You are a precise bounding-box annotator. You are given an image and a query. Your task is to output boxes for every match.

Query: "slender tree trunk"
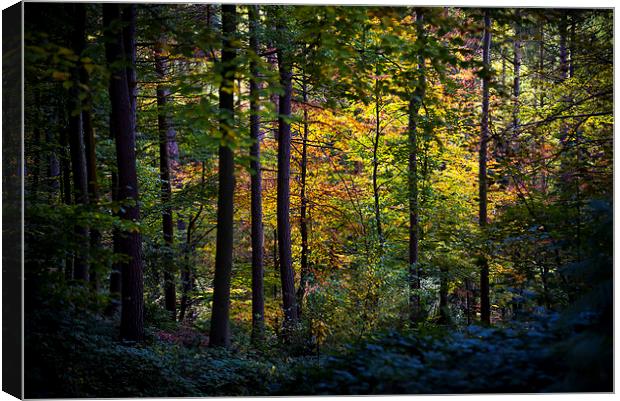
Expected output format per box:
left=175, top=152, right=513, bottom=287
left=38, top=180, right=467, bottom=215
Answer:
left=107, top=116, right=122, bottom=315
left=80, top=41, right=101, bottom=292
left=408, top=8, right=425, bottom=323
left=273, top=227, right=279, bottom=300
left=373, top=66, right=383, bottom=247
left=539, top=23, right=545, bottom=110
left=32, top=91, right=41, bottom=195
left=68, top=4, right=90, bottom=283
left=479, top=10, right=492, bottom=326
left=179, top=226, right=193, bottom=322
left=248, top=5, right=265, bottom=342
left=512, top=10, right=521, bottom=137
left=559, top=14, right=568, bottom=82
left=276, top=14, right=299, bottom=329
left=501, top=47, right=506, bottom=89
left=155, top=36, right=176, bottom=319
left=438, top=265, right=449, bottom=323
left=46, top=127, right=60, bottom=195
left=537, top=22, right=547, bottom=194
left=569, top=13, right=576, bottom=79
left=297, top=73, right=310, bottom=316
left=59, top=119, right=74, bottom=280
left=464, top=278, right=472, bottom=325
left=209, top=5, right=237, bottom=348
left=179, top=160, right=203, bottom=323
left=103, top=3, right=144, bottom=342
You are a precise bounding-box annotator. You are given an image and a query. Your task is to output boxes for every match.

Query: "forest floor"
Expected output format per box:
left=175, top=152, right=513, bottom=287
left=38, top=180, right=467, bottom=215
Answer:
left=25, top=286, right=611, bottom=397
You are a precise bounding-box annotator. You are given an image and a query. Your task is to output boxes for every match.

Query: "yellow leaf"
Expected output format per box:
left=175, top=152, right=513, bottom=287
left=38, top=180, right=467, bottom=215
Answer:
left=51, top=71, right=70, bottom=81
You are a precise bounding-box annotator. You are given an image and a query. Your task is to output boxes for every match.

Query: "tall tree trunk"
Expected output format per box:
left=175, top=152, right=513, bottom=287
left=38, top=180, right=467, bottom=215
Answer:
left=248, top=4, right=265, bottom=342
left=297, top=72, right=310, bottom=316
left=68, top=3, right=90, bottom=283
left=569, top=13, right=576, bottom=79
left=408, top=8, right=425, bottom=323
left=107, top=125, right=122, bottom=315
left=479, top=10, right=492, bottom=326
left=59, top=117, right=74, bottom=280
left=276, top=13, right=299, bottom=329
left=178, top=162, right=200, bottom=322
left=155, top=36, right=176, bottom=319
left=557, top=12, right=572, bottom=209
left=103, top=3, right=144, bottom=342
left=373, top=66, right=383, bottom=247
left=559, top=14, right=568, bottom=82
left=209, top=4, right=237, bottom=348
left=80, top=39, right=101, bottom=292
left=32, top=91, right=41, bottom=195
left=512, top=10, right=521, bottom=137
left=179, top=161, right=204, bottom=323
left=122, top=6, right=137, bottom=134
left=538, top=23, right=545, bottom=109
left=108, top=4, right=138, bottom=314
left=537, top=21, right=547, bottom=194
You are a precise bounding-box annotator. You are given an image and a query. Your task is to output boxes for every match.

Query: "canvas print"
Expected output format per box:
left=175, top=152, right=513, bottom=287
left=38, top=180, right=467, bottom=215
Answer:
left=9, top=1, right=614, bottom=397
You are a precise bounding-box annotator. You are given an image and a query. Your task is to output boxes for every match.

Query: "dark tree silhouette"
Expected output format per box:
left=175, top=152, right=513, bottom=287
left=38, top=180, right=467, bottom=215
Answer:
left=103, top=3, right=145, bottom=341
left=276, top=11, right=299, bottom=329
left=209, top=4, right=237, bottom=348
left=248, top=4, right=265, bottom=343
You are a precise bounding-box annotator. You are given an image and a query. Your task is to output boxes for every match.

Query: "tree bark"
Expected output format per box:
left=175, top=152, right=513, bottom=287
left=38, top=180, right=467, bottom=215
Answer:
left=297, top=73, right=310, bottom=317
left=209, top=4, right=237, bottom=348
left=276, top=13, right=300, bottom=329
left=373, top=65, right=383, bottom=247
left=179, top=161, right=203, bottom=323
left=103, top=3, right=145, bottom=342
left=79, top=28, right=102, bottom=291
left=46, top=125, right=60, bottom=196
left=59, top=116, right=74, bottom=280
left=512, top=10, right=521, bottom=136
left=479, top=10, right=492, bottom=326
left=68, top=3, right=90, bottom=283
left=248, top=4, right=265, bottom=343
left=438, top=265, right=449, bottom=323
left=408, top=8, right=425, bottom=323
left=538, top=23, right=545, bottom=109
left=559, top=13, right=568, bottom=83
left=569, top=13, right=576, bottom=79
left=107, top=124, right=122, bottom=315
left=122, top=6, right=137, bottom=135
left=154, top=35, right=176, bottom=319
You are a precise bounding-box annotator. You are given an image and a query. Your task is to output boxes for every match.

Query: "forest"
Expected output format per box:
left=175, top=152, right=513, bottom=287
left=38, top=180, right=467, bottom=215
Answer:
left=23, top=3, right=612, bottom=396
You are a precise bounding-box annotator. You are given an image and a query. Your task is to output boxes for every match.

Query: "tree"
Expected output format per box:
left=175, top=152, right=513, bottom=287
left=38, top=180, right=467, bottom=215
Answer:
left=209, top=4, right=237, bottom=348
left=512, top=9, right=522, bottom=136
left=408, top=8, right=426, bottom=323
left=67, top=3, right=90, bottom=283
left=154, top=34, right=177, bottom=319
left=248, top=4, right=265, bottom=342
left=372, top=63, right=384, bottom=247
left=275, top=8, right=300, bottom=329
left=296, top=72, right=311, bottom=316
left=103, top=3, right=145, bottom=342
left=479, top=9, right=492, bottom=325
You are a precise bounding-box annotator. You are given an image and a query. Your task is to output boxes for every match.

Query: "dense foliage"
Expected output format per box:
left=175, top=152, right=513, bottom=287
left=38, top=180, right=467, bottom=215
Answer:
left=23, top=3, right=612, bottom=396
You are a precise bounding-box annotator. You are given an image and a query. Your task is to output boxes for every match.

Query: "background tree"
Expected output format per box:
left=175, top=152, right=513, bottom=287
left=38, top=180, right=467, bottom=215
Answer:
left=103, top=3, right=145, bottom=342
left=209, top=4, right=238, bottom=348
